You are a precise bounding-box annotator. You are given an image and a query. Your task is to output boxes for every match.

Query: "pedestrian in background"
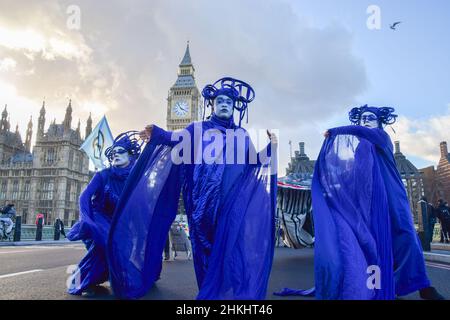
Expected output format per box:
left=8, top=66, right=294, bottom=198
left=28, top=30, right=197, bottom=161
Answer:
left=35, top=213, right=45, bottom=226
left=422, top=197, right=437, bottom=244
left=436, top=199, right=450, bottom=243
left=54, top=218, right=66, bottom=239
left=59, top=219, right=66, bottom=238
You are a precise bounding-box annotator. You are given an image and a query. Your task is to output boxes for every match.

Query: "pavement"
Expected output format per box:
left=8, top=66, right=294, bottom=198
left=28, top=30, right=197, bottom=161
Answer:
left=0, top=239, right=79, bottom=247
left=422, top=243, right=450, bottom=264
left=431, top=242, right=450, bottom=251
left=0, top=245, right=449, bottom=300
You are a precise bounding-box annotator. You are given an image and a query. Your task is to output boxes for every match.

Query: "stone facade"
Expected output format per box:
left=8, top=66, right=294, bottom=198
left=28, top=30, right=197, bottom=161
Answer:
left=166, top=42, right=201, bottom=131
left=0, top=101, right=91, bottom=226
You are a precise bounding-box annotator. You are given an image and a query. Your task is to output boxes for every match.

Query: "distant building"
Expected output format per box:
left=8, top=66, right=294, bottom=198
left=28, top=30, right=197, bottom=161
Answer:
left=420, top=165, right=440, bottom=204
left=421, top=141, right=450, bottom=205
left=0, top=101, right=91, bottom=226
left=285, top=142, right=315, bottom=179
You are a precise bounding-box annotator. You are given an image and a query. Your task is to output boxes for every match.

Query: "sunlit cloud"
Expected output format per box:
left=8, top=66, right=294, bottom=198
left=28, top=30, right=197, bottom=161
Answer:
left=0, top=27, right=46, bottom=52
left=0, top=57, right=17, bottom=71
left=0, top=26, right=91, bottom=61
left=0, top=79, right=41, bottom=138
left=44, top=37, right=91, bottom=61
left=389, top=106, right=450, bottom=164
left=82, top=101, right=109, bottom=118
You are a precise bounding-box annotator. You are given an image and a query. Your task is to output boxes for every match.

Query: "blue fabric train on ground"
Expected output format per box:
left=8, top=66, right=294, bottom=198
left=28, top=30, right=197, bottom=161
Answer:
left=275, top=105, right=444, bottom=300
left=80, top=116, right=114, bottom=170
left=107, top=77, right=278, bottom=300
left=67, top=131, right=142, bottom=296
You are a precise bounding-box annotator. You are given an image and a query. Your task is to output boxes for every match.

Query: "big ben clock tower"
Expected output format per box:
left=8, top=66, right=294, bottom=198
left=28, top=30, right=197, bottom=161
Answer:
left=166, top=42, right=201, bottom=131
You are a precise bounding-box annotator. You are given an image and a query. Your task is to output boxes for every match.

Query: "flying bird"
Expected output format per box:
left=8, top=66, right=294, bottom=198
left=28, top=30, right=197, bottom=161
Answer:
left=390, top=21, right=402, bottom=30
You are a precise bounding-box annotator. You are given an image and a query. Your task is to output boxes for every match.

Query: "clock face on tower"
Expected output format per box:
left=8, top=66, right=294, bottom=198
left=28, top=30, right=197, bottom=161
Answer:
left=172, top=100, right=190, bottom=118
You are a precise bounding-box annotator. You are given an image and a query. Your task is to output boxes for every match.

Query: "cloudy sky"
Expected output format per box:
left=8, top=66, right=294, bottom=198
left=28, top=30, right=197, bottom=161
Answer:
left=0, top=0, right=449, bottom=174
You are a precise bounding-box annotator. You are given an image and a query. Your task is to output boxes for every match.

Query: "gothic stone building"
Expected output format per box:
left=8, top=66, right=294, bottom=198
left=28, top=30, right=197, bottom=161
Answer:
left=0, top=101, right=91, bottom=226
left=421, top=141, right=450, bottom=204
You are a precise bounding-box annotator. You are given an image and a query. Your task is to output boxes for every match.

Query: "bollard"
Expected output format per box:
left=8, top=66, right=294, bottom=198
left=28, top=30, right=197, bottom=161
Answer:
left=13, top=216, right=21, bottom=242
left=54, top=218, right=61, bottom=241
left=164, top=235, right=171, bottom=260
left=35, top=217, right=43, bottom=241
left=417, top=200, right=430, bottom=251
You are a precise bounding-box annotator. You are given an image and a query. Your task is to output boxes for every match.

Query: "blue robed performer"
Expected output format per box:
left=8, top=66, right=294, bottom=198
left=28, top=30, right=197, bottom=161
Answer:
left=107, top=77, right=278, bottom=300
left=275, top=105, right=444, bottom=300
left=67, top=131, right=142, bottom=296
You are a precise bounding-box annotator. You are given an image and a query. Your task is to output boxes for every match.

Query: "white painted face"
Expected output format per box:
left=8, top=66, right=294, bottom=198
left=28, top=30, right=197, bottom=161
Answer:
left=111, top=146, right=130, bottom=168
left=360, top=111, right=379, bottom=129
left=213, top=94, right=234, bottom=120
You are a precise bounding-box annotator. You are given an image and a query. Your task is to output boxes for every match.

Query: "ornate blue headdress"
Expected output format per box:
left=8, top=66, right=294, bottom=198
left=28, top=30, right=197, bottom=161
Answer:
left=201, top=77, right=255, bottom=127
left=349, top=105, right=398, bottom=127
left=104, top=131, right=143, bottom=164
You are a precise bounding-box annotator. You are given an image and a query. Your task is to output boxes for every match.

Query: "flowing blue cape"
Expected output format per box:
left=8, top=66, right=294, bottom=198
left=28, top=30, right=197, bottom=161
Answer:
left=107, top=120, right=277, bottom=300
left=276, top=125, right=429, bottom=299
left=67, top=166, right=131, bottom=294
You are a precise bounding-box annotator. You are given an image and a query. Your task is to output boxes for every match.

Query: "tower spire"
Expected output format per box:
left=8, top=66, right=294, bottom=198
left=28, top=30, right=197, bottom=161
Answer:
left=63, top=99, right=72, bottom=131
left=176, top=42, right=195, bottom=79
left=85, top=112, right=92, bottom=138
left=179, top=41, right=192, bottom=66
left=168, top=42, right=200, bottom=131
left=37, top=100, right=46, bottom=139
left=440, top=141, right=448, bottom=158
left=25, top=116, right=33, bottom=152
left=76, top=119, right=81, bottom=136
left=395, top=141, right=401, bottom=154
left=0, top=104, right=7, bottom=132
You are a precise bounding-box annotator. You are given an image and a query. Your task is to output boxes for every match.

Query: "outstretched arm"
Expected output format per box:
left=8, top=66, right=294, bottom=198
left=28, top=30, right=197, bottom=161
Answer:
left=325, top=125, right=390, bottom=149
left=139, top=124, right=184, bottom=147
left=255, top=131, right=278, bottom=167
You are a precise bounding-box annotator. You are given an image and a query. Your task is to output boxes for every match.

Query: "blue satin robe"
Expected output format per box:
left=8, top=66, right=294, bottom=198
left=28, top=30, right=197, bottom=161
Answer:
left=107, top=115, right=277, bottom=299
left=314, top=126, right=430, bottom=299
left=67, top=166, right=131, bottom=295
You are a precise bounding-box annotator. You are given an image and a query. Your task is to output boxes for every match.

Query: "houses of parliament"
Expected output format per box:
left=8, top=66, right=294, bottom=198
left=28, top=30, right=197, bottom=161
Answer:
left=0, top=101, right=91, bottom=226
left=0, top=43, right=201, bottom=226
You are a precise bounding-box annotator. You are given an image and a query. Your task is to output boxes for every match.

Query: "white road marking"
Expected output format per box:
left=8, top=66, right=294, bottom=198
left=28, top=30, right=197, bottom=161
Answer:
left=0, top=246, right=83, bottom=254
left=0, top=250, right=33, bottom=255
left=426, top=262, right=450, bottom=271
left=0, top=269, right=43, bottom=279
